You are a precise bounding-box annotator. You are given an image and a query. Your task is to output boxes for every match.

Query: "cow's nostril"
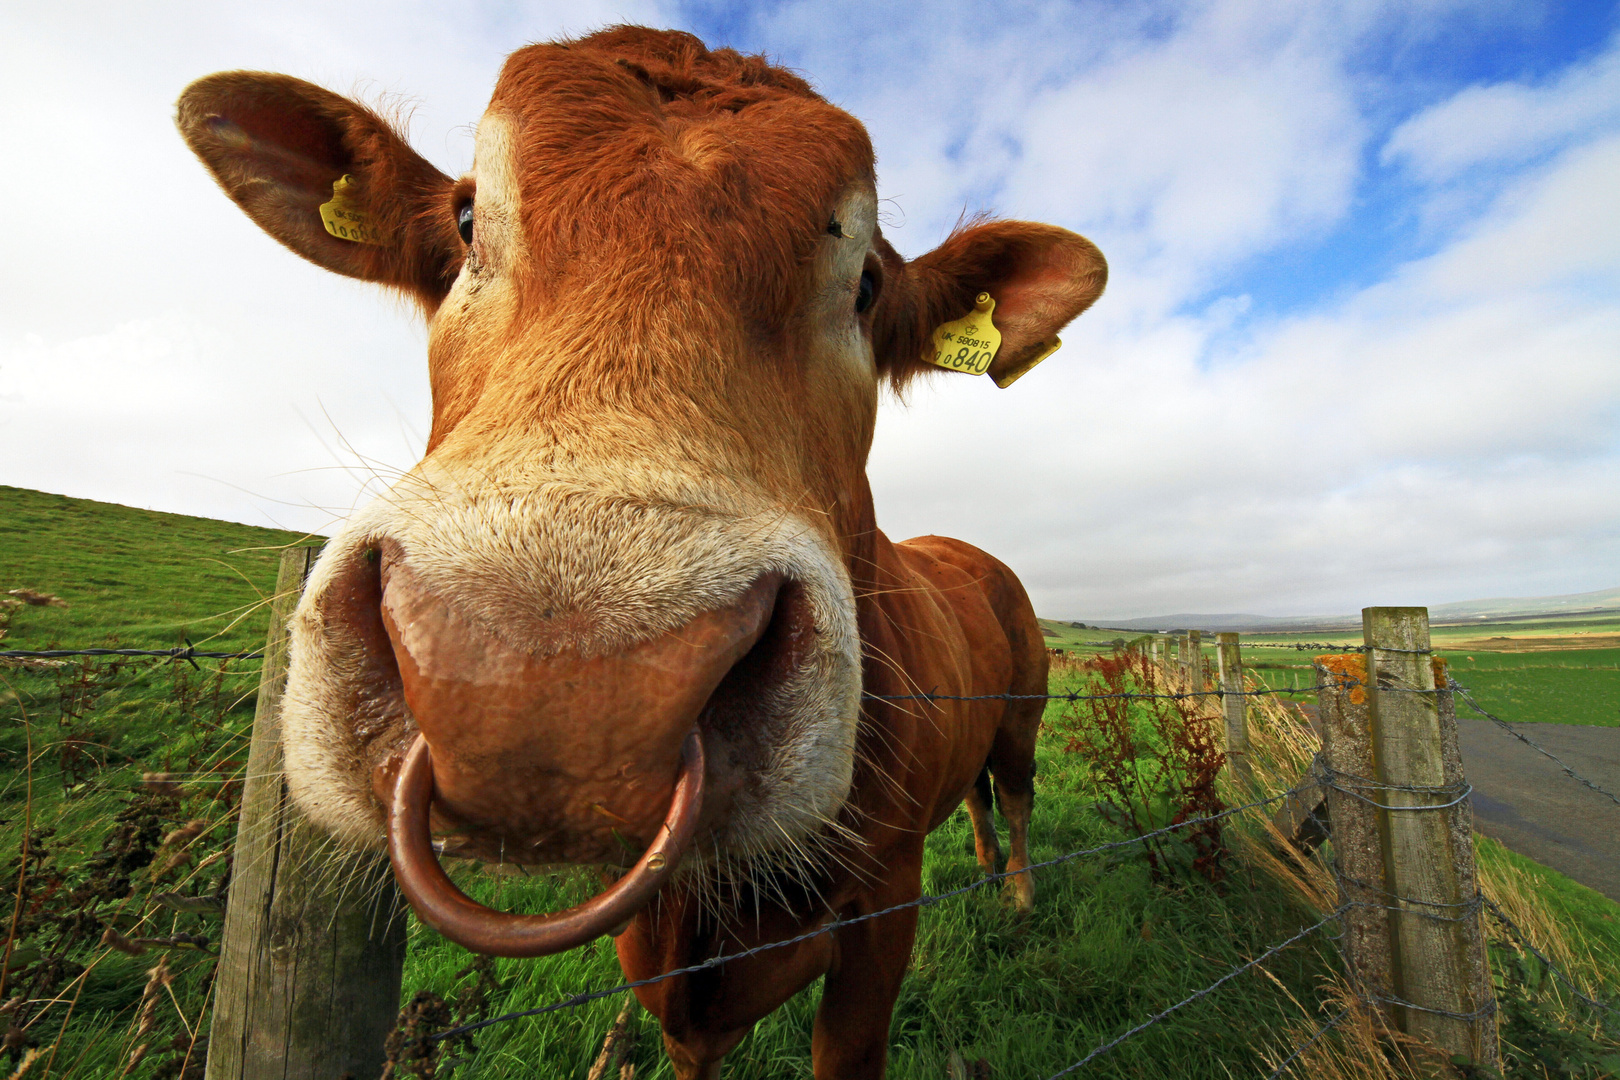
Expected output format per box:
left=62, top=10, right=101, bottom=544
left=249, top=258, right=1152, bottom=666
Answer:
left=309, top=537, right=403, bottom=748
left=703, top=581, right=812, bottom=717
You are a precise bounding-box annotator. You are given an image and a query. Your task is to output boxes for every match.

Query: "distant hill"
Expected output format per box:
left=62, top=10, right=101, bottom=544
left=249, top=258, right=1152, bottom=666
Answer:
left=1070, top=585, right=1620, bottom=634
left=1429, top=586, right=1620, bottom=620
left=1078, top=612, right=1359, bottom=634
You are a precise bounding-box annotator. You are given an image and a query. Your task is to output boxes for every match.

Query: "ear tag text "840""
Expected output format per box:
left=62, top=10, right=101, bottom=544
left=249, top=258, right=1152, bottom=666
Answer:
left=319, top=174, right=384, bottom=245
left=929, top=293, right=1001, bottom=376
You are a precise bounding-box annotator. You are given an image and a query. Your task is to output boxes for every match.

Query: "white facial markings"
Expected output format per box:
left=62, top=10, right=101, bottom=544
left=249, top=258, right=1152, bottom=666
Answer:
left=465, top=111, right=524, bottom=272
left=434, top=112, right=527, bottom=349
left=811, top=187, right=880, bottom=381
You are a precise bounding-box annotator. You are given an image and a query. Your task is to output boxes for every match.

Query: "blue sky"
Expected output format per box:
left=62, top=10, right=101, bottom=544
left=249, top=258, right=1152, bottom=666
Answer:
left=2, top=0, right=1617, bottom=619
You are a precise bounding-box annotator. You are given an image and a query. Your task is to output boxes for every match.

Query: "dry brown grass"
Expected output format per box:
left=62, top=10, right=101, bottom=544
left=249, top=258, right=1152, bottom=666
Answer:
left=1131, top=652, right=1619, bottom=1077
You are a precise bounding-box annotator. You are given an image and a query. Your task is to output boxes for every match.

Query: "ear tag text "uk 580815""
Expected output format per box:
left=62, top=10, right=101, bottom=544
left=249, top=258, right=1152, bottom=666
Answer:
left=319, top=175, right=384, bottom=245
left=929, top=293, right=1001, bottom=376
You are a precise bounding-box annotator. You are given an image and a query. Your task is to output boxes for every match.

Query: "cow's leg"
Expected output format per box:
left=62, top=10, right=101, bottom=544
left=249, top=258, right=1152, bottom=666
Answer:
left=996, top=782, right=1035, bottom=913
left=991, top=710, right=1040, bottom=914
left=620, top=900, right=834, bottom=1080
left=811, top=895, right=921, bottom=1080
left=964, top=764, right=1002, bottom=873
left=661, top=1035, right=731, bottom=1080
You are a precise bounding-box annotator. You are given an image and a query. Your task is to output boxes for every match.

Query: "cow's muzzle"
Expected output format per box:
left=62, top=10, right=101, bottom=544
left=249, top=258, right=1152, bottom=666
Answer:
left=387, top=729, right=704, bottom=957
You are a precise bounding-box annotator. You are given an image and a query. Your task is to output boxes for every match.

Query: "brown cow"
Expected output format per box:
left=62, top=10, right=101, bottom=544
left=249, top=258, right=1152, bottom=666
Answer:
left=178, top=27, right=1104, bottom=1078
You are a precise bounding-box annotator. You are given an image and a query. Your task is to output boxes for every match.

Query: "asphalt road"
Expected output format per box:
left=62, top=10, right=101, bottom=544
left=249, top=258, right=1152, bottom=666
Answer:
left=1457, top=719, right=1620, bottom=903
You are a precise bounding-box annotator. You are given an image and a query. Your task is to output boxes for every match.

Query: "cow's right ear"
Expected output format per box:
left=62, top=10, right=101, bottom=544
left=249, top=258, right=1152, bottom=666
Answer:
left=177, top=72, right=463, bottom=312
left=872, top=220, right=1106, bottom=392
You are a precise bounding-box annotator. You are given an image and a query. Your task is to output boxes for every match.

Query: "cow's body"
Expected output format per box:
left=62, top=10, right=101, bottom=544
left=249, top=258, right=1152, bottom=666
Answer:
left=624, top=532, right=1046, bottom=1076
left=178, top=27, right=1100, bottom=1078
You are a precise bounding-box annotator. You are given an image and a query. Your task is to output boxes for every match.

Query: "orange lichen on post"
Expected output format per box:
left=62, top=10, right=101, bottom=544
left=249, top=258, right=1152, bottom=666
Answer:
left=1432, top=656, right=1448, bottom=688
left=1315, top=653, right=1368, bottom=704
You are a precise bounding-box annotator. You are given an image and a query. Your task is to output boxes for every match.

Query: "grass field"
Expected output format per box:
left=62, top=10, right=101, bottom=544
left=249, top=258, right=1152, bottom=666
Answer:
left=2, top=486, right=1617, bottom=1077
left=1039, top=619, right=1620, bottom=728
left=0, top=484, right=309, bottom=653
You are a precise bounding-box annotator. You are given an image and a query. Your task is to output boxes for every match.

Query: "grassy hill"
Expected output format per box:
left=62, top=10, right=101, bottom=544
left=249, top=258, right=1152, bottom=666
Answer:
left=0, top=484, right=316, bottom=653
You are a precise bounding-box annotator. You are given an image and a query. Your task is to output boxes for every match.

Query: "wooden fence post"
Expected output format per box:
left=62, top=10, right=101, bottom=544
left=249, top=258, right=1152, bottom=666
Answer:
left=207, top=547, right=408, bottom=1080
left=1434, top=654, right=1493, bottom=1061
left=1186, top=629, right=1203, bottom=687
left=1363, top=607, right=1496, bottom=1066
left=1215, top=633, right=1251, bottom=782
left=1314, top=651, right=1394, bottom=1011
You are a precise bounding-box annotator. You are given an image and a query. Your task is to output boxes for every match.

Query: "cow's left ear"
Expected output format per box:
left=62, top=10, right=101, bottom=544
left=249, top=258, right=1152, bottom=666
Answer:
left=873, top=220, right=1106, bottom=390
left=177, top=72, right=464, bottom=313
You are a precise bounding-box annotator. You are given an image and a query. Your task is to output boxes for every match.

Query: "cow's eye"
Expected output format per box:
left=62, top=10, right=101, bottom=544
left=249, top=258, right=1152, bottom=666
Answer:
left=855, top=270, right=877, bottom=315
left=457, top=203, right=475, bottom=245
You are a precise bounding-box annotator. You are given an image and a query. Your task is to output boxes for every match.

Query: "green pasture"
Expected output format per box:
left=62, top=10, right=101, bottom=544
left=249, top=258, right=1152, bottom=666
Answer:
left=395, top=721, right=1344, bottom=1079
left=1, top=486, right=1617, bottom=1076
left=1037, top=616, right=1620, bottom=728
left=0, top=484, right=309, bottom=653
left=1234, top=647, right=1620, bottom=728
left=1036, top=620, right=1142, bottom=655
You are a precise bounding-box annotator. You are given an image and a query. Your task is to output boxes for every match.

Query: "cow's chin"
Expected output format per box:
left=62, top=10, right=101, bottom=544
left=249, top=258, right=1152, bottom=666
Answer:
left=277, top=491, right=863, bottom=880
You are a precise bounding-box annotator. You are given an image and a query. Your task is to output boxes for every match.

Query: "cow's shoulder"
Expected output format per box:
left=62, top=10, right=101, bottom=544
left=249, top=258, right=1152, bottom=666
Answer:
left=894, top=535, right=1031, bottom=625
left=892, top=534, right=1046, bottom=696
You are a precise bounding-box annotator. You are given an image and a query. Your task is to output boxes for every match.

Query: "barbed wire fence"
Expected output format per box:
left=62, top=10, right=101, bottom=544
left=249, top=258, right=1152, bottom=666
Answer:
left=4, top=614, right=1616, bottom=1076
left=397, top=646, right=1615, bottom=1077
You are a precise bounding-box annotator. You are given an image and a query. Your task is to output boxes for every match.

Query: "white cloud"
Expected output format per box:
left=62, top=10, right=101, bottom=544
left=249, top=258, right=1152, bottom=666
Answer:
left=870, top=90, right=1620, bottom=617
left=1383, top=34, right=1620, bottom=183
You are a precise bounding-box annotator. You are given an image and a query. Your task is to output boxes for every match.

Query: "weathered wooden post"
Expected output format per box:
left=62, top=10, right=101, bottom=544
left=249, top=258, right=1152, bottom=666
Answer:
left=1312, top=651, right=1394, bottom=1008
left=1186, top=629, right=1203, bottom=687
left=207, top=547, right=408, bottom=1080
left=1215, top=633, right=1251, bottom=782
left=1363, top=607, right=1496, bottom=1066
left=1433, top=653, right=1492, bottom=1058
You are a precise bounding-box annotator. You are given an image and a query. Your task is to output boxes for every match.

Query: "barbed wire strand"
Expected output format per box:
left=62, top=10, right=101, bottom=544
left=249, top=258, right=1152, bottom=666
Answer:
left=1481, top=895, right=1620, bottom=1019
left=0, top=647, right=262, bottom=661
left=11, top=640, right=1614, bottom=1065
left=1449, top=679, right=1620, bottom=808
left=1061, top=639, right=1425, bottom=654
left=1040, top=908, right=1347, bottom=1079
left=430, top=780, right=1309, bottom=1044
left=867, top=677, right=1450, bottom=704
left=1263, top=1006, right=1351, bottom=1079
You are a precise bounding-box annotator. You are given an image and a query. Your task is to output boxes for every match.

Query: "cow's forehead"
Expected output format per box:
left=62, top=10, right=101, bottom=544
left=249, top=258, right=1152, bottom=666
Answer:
left=480, top=32, right=876, bottom=280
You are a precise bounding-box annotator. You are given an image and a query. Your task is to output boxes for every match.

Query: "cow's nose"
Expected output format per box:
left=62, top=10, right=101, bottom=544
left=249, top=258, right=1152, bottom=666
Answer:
left=376, top=551, right=779, bottom=864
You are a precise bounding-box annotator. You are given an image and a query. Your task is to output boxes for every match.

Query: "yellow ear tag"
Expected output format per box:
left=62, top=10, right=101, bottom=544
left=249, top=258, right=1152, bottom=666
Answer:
left=318, top=174, right=384, bottom=245
left=990, top=337, right=1062, bottom=389
left=929, top=293, right=1001, bottom=376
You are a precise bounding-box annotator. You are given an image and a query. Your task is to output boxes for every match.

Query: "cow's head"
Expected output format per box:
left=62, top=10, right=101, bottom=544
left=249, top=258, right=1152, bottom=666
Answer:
left=179, top=27, right=1104, bottom=954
